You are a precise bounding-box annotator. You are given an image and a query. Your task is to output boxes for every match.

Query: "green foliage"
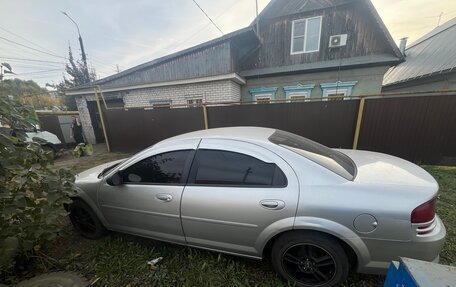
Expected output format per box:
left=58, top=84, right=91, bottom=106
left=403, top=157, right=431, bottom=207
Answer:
left=0, top=97, right=78, bottom=276
left=72, top=143, right=93, bottom=158
left=57, top=46, right=97, bottom=110
left=0, top=78, right=60, bottom=110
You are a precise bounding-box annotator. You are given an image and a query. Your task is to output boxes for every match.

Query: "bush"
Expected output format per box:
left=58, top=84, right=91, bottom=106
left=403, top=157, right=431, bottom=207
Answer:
left=0, top=97, right=78, bottom=277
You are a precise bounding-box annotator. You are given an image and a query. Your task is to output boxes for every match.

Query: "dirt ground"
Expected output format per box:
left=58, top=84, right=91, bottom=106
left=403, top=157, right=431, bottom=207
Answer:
left=52, top=144, right=131, bottom=174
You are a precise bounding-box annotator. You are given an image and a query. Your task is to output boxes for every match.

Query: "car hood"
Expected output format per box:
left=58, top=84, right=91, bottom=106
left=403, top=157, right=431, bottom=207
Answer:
left=26, top=131, right=62, bottom=144
left=76, top=159, right=126, bottom=182
left=336, top=149, right=437, bottom=189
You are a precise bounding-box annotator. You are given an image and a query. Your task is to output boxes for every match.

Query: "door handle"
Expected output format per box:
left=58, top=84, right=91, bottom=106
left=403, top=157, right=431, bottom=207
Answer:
left=260, top=200, right=285, bottom=210
left=156, top=194, right=172, bottom=202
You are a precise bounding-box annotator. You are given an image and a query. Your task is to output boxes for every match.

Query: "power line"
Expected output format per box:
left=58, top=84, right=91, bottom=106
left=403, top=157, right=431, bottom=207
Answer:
left=7, top=68, right=63, bottom=76
left=0, top=56, right=64, bottom=64
left=191, top=0, right=224, bottom=35
left=0, top=26, right=60, bottom=55
left=0, top=36, right=66, bottom=59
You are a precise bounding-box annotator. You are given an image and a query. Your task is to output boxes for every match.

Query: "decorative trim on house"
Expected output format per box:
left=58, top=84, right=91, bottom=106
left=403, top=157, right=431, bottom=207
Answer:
left=283, top=83, right=315, bottom=101
left=320, top=81, right=358, bottom=100
left=65, top=73, right=246, bottom=96
left=249, top=86, right=278, bottom=103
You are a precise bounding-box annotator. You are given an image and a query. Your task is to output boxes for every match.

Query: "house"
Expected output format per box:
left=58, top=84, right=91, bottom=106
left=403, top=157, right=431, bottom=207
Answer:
left=383, top=17, right=456, bottom=92
left=67, top=0, right=403, bottom=144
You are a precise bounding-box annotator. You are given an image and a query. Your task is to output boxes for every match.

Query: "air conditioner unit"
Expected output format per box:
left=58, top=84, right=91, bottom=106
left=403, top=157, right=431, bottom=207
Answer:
left=329, top=34, right=348, bottom=48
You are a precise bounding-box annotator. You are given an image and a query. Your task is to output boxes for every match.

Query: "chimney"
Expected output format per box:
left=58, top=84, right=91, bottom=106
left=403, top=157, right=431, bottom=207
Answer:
left=399, top=37, right=408, bottom=57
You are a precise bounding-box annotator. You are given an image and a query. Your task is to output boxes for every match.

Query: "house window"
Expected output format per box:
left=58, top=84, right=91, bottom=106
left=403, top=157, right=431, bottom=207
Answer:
left=284, top=84, right=315, bottom=102
left=249, top=87, right=278, bottom=104
left=321, top=81, right=358, bottom=101
left=187, top=98, right=203, bottom=108
left=291, top=16, right=322, bottom=54
left=149, top=100, right=171, bottom=109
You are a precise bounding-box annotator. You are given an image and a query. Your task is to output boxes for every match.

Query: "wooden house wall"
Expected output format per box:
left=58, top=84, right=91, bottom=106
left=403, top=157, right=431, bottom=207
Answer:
left=101, top=42, right=233, bottom=88
left=241, top=3, right=394, bottom=70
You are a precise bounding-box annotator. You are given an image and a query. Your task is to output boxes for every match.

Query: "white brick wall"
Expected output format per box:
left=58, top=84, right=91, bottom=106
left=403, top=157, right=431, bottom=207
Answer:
left=123, top=80, right=241, bottom=107
left=75, top=80, right=241, bottom=144
left=75, top=96, right=97, bottom=144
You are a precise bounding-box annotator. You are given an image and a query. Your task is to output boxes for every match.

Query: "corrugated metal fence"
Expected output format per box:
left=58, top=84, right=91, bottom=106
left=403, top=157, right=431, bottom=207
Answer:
left=100, top=93, right=456, bottom=165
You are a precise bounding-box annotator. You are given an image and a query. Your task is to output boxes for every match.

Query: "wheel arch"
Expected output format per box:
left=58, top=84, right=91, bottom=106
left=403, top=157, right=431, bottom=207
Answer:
left=259, top=217, right=370, bottom=270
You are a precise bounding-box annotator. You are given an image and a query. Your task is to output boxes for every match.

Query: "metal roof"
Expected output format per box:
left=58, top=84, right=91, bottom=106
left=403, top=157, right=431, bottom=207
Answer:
left=69, top=27, right=258, bottom=90
left=383, top=17, right=456, bottom=87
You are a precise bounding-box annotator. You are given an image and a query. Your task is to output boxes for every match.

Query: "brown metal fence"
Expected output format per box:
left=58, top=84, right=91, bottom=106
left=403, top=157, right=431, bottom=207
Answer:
left=100, top=92, right=456, bottom=166
left=357, top=94, right=456, bottom=165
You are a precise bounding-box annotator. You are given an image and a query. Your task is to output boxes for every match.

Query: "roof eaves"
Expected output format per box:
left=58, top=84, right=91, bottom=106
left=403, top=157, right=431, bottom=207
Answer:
left=362, top=0, right=403, bottom=59
left=383, top=67, right=456, bottom=87
left=241, top=54, right=401, bottom=78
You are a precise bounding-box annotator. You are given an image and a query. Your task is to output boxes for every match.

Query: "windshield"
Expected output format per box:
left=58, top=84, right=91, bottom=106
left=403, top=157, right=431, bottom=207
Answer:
left=268, top=130, right=356, bottom=180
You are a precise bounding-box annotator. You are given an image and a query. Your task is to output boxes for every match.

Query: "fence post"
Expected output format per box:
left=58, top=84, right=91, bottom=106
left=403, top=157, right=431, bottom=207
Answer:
left=352, top=96, right=366, bottom=150
left=202, top=104, right=209, bottom=129
left=94, top=88, right=111, bottom=152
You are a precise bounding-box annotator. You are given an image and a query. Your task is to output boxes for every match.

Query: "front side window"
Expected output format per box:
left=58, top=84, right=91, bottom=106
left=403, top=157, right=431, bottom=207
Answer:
left=190, top=149, right=287, bottom=187
left=122, top=150, right=192, bottom=184
left=291, top=16, right=322, bottom=54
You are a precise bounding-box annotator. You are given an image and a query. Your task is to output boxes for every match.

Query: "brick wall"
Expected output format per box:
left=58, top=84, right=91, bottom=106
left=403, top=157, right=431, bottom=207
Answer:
left=123, top=80, right=241, bottom=107
left=75, top=80, right=241, bottom=144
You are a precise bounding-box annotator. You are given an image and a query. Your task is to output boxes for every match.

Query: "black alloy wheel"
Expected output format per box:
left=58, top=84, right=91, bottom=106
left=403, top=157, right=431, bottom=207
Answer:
left=282, top=243, right=336, bottom=285
left=271, top=232, right=349, bottom=287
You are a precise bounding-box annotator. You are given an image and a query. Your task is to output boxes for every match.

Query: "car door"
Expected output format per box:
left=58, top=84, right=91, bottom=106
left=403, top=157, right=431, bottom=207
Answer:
left=98, top=139, right=199, bottom=244
left=180, top=138, right=299, bottom=257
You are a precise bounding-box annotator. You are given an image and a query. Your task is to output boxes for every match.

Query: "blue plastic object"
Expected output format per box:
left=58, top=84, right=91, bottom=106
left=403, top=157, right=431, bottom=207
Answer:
left=384, top=257, right=456, bottom=287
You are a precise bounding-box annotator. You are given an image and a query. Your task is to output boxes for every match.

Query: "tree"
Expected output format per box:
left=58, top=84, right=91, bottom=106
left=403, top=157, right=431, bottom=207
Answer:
left=0, top=78, right=61, bottom=110
left=57, top=46, right=96, bottom=110
left=0, top=97, right=78, bottom=278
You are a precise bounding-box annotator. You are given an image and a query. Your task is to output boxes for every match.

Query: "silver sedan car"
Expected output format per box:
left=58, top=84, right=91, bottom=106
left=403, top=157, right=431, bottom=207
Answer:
left=69, top=127, right=446, bottom=287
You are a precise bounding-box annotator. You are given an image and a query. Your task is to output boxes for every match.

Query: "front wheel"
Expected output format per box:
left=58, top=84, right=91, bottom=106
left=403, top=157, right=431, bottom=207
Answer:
left=68, top=199, right=107, bottom=239
left=271, top=232, right=349, bottom=287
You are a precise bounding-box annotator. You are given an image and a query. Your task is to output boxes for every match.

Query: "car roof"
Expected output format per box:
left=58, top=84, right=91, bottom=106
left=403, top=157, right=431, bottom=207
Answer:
left=158, top=126, right=276, bottom=145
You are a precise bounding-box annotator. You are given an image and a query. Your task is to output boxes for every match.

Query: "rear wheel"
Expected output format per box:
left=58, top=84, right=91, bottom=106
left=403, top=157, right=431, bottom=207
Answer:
left=271, top=232, right=349, bottom=287
left=68, top=199, right=107, bottom=239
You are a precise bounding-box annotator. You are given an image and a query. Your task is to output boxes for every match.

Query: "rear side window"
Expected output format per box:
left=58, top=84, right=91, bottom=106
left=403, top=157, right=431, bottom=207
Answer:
left=122, top=150, right=192, bottom=184
left=269, top=130, right=356, bottom=180
left=189, top=149, right=287, bottom=187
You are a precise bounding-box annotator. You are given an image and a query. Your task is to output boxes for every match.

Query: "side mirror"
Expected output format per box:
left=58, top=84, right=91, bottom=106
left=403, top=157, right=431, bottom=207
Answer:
left=107, top=172, right=122, bottom=186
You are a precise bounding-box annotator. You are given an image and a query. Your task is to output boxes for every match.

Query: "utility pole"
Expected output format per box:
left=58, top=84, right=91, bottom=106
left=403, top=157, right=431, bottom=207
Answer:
left=62, top=11, right=90, bottom=80
left=116, top=64, right=121, bottom=73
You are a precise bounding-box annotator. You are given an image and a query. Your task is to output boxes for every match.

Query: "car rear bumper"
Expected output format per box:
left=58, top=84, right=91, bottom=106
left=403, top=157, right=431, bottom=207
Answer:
left=357, top=215, right=446, bottom=274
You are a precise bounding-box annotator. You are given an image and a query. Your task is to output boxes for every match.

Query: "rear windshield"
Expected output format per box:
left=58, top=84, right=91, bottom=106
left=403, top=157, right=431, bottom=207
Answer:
left=268, top=130, right=356, bottom=180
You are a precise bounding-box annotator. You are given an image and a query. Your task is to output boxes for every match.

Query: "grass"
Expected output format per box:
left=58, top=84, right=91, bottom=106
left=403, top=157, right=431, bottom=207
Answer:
left=7, top=153, right=456, bottom=286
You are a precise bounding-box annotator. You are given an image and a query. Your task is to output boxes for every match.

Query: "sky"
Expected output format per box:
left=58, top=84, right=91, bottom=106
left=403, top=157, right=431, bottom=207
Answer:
left=1, top=0, right=455, bottom=88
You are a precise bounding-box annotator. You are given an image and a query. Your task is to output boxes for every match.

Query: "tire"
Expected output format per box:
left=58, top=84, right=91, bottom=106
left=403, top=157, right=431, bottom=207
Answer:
left=271, top=231, right=349, bottom=287
left=68, top=199, right=107, bottom=239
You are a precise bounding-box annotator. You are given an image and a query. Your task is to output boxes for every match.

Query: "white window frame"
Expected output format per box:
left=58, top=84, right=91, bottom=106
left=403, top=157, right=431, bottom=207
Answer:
left=254, top=93, right=273, bottom=104
left=323, top=89, right=348, bottom=101
left=290, top=16, right=323, bottom=55
left=288, top=91, right=310, bottom=102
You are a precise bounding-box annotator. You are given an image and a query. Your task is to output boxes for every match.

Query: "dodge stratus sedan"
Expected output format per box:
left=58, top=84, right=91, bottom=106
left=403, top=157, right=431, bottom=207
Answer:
left=69, top=127, right=446, bottom=287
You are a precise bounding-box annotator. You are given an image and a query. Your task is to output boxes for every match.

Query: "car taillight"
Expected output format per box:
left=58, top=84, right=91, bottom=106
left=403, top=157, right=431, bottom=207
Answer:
left=411, top=197, right=436, bottom=224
